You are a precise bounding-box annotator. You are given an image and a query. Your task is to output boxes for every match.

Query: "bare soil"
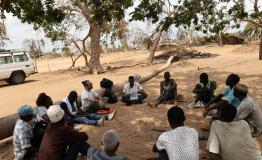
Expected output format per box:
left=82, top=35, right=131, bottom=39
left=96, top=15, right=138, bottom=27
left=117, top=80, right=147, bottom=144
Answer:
left=0, top=44, right=262, bottom=160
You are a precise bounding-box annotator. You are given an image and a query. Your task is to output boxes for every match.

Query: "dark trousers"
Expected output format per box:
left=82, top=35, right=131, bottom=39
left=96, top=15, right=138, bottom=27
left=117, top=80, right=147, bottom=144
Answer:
left=103, top=88, right=118, bottom=104
left=65, top=142, right=90, bottom=160
left=195, top=91, right=213, bottom=104
left=121, top=92, right=148, bottom=106
left=31, top=121, right=47, bottom=149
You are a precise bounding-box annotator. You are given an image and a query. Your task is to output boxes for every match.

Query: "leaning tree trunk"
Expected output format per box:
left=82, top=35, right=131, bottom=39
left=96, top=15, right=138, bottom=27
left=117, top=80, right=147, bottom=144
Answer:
left=0, top=56, right=175, bottom=140
left=89, top=25, right=103, bottom=74
left=259, top=31, right=262, bottom=60
left=148, top=29, right=162, bottom=63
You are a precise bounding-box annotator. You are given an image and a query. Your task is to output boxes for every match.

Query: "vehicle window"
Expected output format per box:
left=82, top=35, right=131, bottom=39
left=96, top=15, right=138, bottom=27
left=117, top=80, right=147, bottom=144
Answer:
left=0, top=56, right=13, bottom=65
left=14, top=54, right=29, bottom=62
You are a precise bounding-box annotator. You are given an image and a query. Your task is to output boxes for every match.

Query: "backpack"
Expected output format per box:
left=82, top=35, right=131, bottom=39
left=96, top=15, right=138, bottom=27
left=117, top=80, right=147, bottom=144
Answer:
left=100, top=78, right=113, bottom=89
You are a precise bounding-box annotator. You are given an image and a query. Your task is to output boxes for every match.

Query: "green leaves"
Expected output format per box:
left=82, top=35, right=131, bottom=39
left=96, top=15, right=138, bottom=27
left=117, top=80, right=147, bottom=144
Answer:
left=88, top=0, right=133, bottom=25
left=1, top=0, right=65, bottom=29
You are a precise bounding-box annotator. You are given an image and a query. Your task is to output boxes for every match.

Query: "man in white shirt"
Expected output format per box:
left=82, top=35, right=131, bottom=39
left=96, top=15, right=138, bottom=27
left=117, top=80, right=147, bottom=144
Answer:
left=81, top=80, right=116, bottom=119
left=121, top=76, right=148, bottom=106
left=234, top=83, right=262, bottom=136
left=81, top=80, right=107, bottom=113
left=152, top=106, right=199, bottom=160
left=206, top=102, right=262, bottom=160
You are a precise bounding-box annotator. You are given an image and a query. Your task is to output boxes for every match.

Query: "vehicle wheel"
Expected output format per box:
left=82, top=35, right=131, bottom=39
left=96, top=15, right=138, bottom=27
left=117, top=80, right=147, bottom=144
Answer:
left=10, top=71, right=25, bottom=84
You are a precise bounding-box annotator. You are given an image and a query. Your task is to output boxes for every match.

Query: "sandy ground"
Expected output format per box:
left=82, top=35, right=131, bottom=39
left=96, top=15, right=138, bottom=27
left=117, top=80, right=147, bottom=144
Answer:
left=0, top=44, right=262, bottom=159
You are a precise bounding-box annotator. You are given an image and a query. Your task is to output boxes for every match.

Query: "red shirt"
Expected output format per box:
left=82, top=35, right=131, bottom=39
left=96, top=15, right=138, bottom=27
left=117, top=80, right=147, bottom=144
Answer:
left=38, top=121, right=88, bottom=160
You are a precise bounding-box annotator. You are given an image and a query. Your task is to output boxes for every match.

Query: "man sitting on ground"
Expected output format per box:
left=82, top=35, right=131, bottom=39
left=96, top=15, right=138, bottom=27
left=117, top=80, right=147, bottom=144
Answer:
left=206, top=102, right=262, bottom=160
left=100, top=78, right=118, bottom=104
left=38, top=105, right=90, bottom=160
left=60, top=91, right=105, bottom=127
left=87, top=129, right=127, bottom=160
left=81, top=80, right=115, bottom=115
left=189, top=73, right=216, bottom=108
left=13, top=105, right=38, bottom=160
left=203, top=74, right=240, bottom=118
left=234, top=84, right=262, bottom=137
left=148, top=71, right=177, bottom=107
left=153, top=106, right=199, bottom=160
left=122, top=76, right=148, bottom=106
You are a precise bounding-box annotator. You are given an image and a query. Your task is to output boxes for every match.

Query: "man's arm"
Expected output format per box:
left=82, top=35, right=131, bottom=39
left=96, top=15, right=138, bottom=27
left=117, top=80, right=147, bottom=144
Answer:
left=235, top=103, right=253, bottom=121
left=160, top=81, right=164, bottom=95
left=60, top=102, right=76, bottom=118
left=171, top=79, right=177, bottom=98
left=193, top=84, right=202, bottom=94
left=205, top=94, right=224, bottom=109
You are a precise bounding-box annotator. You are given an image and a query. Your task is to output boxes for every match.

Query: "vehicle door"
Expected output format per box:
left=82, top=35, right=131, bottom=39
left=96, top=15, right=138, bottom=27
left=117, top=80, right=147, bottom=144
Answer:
left=0, top=54, right=15, bottom=79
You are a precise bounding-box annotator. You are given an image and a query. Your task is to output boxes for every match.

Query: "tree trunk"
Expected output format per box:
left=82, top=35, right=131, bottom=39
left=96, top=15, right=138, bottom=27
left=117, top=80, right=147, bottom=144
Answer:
left=149, top=29, right=162, bottom=63
left=89, top=25, right=102, bottom=74
left=218, top=31, right=223, bottom=46
left=259, top=31, right=262, bottom=60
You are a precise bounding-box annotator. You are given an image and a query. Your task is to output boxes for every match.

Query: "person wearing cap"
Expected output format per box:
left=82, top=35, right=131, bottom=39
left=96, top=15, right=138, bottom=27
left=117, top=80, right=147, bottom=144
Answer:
left=206, top=102, right=262, bottom=160
left=13, top=105, right=38, bottom=160
left=152, top=106, right=199, bottom=160
left=148, top=71, right=177, bottom=108
left=203, top=74, right=240, bottom=118
left=38, top=105, right=90, bottom=160
left=87, top=129, right=127, bottom=160
left=121, top=76, right=148, bottom=106
left=81, top=80, right=108, bottom=112
left=60, top=91, right=105, bottom=127
left=234, top=84, right=262, bottom=136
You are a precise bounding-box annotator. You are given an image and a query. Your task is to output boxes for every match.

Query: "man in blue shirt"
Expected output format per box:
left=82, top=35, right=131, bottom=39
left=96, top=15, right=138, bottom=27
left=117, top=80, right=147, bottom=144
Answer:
left=203, top=74, right=240, bottom=118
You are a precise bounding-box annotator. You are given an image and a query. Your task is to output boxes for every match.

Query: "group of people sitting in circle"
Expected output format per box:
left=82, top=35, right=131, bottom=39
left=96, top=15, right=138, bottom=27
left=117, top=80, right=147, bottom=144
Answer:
left=12, top=71, right=262, bottom=160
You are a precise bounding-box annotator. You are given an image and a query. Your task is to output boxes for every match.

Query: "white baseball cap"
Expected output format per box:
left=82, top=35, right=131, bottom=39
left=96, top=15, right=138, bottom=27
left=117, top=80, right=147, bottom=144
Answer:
left=47, top=105, right=65, bottom=123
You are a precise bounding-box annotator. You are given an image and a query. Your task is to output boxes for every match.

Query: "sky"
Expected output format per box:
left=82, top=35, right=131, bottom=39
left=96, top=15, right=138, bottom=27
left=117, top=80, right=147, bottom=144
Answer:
left=2, top=0, right=260, bottom=52
left=4, top=13, right=56, bottom=52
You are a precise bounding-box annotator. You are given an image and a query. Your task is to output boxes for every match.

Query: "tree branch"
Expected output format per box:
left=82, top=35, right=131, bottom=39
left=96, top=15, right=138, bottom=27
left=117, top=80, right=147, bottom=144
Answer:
left=82, top=28, right=91, bottom=53
left=72, top=40, right=83, bottom=53
left=243, top=19, right=262, bottom=28
left=74, top=0, right=93, bottom=24
left=253, top=0, right=262, bottom=24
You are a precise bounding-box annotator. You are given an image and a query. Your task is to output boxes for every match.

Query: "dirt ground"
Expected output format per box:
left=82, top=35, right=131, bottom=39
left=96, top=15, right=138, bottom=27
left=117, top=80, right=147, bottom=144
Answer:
left=0, top=44, right=262, bottom=159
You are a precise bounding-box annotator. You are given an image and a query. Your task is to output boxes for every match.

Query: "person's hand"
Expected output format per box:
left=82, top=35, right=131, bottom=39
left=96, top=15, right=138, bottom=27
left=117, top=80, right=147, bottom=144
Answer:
left=126, top=93, right=132, bottom=97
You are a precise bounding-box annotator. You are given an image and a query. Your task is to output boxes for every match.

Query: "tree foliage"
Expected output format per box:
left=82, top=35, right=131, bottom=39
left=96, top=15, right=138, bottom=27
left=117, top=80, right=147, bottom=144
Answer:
left=0, top=21, right=8, bottom=47
left=44, top=0, right=133, bottom=72
left=0, top=0, right=65, bottom=29
left=241, top=22, right=261, bottom=41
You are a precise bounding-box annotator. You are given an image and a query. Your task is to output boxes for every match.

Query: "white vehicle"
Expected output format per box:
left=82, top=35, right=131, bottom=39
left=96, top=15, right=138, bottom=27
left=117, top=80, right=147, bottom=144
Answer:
left=0, top=50, right=36, bottom=84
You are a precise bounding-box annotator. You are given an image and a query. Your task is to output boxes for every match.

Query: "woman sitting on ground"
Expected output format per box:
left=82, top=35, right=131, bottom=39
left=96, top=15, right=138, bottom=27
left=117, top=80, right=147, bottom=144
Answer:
left=36, top=92, right=54, bottom=122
